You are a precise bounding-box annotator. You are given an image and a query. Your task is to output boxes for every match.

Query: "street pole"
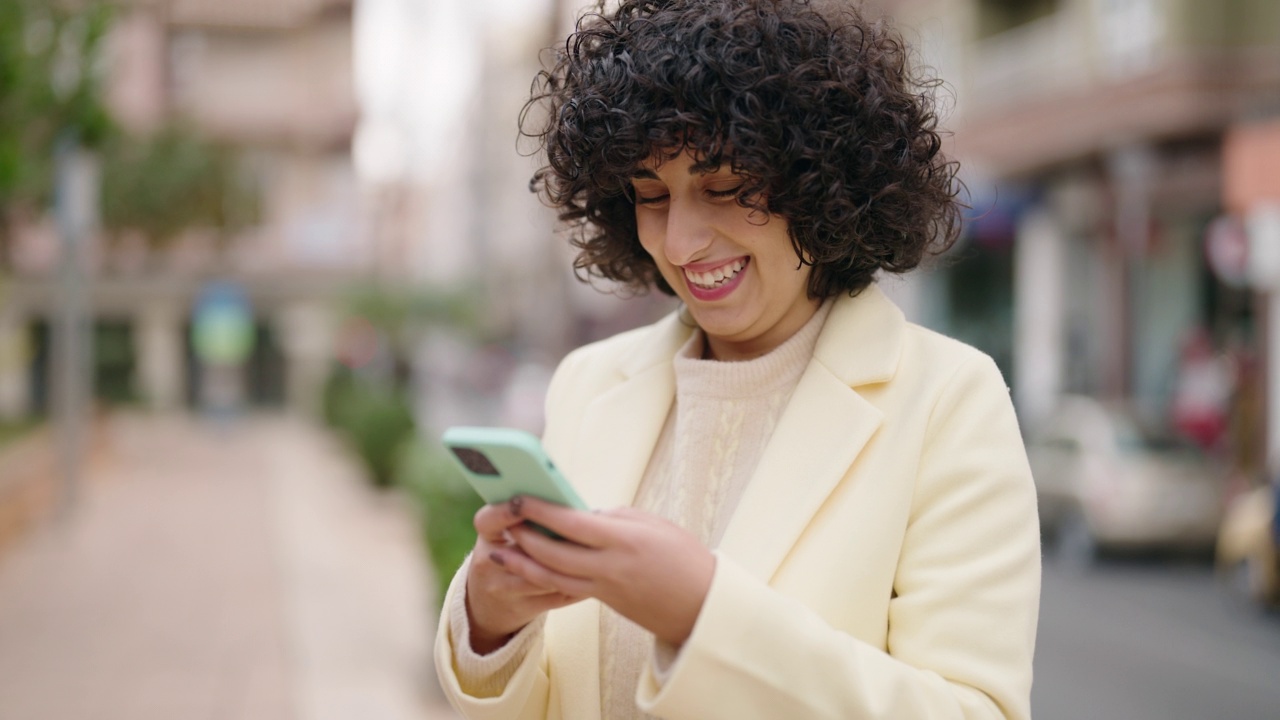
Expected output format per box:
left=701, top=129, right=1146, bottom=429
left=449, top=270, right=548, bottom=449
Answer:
left=1245, top=204, right=1280, bottom=480
left=52, top=134, right=97, bottom=516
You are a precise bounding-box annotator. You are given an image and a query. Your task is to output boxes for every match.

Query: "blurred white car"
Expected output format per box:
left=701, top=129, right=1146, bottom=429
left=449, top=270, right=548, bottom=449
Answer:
left=1027, top=395, right=1224, bottom=565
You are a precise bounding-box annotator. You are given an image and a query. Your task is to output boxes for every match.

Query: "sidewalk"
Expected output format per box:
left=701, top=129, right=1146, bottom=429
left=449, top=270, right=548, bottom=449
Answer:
left=0, top=412, right=458, bottom=720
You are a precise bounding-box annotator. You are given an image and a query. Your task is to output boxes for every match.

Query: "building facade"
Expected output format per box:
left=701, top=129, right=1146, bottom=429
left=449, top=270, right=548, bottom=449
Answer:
left=877, top=0, right=1280, bottom=479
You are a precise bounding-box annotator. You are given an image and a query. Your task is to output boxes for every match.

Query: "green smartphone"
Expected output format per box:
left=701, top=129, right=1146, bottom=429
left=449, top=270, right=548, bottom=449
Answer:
left=441, top=427, right=589, bottom=538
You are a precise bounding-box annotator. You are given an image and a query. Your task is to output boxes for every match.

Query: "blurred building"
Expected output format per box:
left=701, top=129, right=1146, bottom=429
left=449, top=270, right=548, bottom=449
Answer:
left=879, top=0, right=1280, bottom=476
left=0, top=0, right=363, bottom=418
left=355, top=0, right=674, bottom=434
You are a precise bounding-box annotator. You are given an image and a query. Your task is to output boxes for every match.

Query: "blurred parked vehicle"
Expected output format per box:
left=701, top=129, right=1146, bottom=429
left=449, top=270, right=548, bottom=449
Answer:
left=1027, top=395, right=1224, bottom=565
left=1216, top=483, right=1279, bottom=610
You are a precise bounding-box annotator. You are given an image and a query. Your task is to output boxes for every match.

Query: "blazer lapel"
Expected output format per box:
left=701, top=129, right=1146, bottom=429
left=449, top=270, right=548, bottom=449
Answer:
left=573, top=311, right=692, bottom=510
left=719, top=285, right=905, bottom=583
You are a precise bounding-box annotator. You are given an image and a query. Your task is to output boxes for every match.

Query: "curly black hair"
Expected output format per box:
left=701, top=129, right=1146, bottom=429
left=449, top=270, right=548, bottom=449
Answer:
left=522, top=0, right=962, bottom=298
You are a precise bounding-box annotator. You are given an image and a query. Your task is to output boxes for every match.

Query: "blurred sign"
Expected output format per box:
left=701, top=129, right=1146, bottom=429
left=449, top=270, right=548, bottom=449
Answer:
left=1208, top=208, right=1280, bottom=290
left=1205, top=215, right=1249, bottom=288
left=191, top=281, right=255, bottom=365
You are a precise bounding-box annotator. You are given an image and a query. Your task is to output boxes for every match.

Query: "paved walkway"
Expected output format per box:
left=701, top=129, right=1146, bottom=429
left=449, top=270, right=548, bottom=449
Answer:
left=0, top=413, right=458, bottom=720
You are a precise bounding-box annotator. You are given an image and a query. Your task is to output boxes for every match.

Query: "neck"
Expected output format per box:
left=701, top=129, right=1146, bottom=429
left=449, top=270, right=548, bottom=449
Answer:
left=702, top=298, right=823, bottom=362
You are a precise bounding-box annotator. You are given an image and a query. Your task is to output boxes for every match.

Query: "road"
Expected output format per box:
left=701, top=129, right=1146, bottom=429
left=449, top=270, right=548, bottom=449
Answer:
left=1033, top=556, right=1280, bottom=720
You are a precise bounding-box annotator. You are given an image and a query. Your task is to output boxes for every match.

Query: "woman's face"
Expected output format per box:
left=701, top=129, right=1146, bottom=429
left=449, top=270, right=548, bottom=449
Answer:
left=631, top=151, right=820, bottom=361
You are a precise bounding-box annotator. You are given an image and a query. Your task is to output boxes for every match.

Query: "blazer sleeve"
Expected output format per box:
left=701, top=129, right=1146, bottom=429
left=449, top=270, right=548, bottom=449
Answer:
left=434, top=556, right=552, bottom=720
left=635, top=353, right=1041, bottom=720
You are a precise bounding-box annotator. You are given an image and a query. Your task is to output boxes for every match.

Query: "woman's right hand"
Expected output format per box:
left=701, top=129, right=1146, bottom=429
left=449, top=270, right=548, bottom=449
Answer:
left=465, top=499, right=583, bottom=654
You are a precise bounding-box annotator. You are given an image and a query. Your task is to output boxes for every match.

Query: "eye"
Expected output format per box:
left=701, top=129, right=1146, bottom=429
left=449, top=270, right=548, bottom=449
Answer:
left=634, top=192, right=670, bottom=206
left=705, top=185, right=743, bottom=200
left=631, top=182, right=669, bottom=207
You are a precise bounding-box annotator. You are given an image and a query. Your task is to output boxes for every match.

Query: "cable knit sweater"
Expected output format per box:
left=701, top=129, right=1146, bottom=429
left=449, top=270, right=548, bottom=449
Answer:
left=449, top=301, right=833, bottom=718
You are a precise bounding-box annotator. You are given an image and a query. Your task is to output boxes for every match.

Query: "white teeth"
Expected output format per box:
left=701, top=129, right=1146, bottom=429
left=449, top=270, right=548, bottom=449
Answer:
left=685, top=259, right=746, bottom=289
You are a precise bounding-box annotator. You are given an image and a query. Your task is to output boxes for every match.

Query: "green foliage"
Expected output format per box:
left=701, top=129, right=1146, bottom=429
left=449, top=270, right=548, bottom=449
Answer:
left=397, top=438, right=484, bottom=607
left=99, top=125, right=261, bottom=245
left=323, top=285, right=492, bottom=603
left=341, top=283, right=487, bottom=355
left=321, top=364, right=484, bottom=604
left=0, top=0, right=114, bottom=211
left=1, top=2, right=259, bottom=267
left=322, top=368, right=416, bottom=488
left=0, top=418, right=39, bottom=449
left=321, top=365, right=358, bottom=429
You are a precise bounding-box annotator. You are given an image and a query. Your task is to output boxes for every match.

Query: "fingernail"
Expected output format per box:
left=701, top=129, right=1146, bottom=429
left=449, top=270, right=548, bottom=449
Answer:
left=509, top=496, right=524, bottom=517
left=489, top=551, right=506, bottom=567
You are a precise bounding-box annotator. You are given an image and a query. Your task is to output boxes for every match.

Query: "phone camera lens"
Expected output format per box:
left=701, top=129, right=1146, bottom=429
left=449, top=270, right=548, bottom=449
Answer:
left=450, top=447, right=500, bottom=476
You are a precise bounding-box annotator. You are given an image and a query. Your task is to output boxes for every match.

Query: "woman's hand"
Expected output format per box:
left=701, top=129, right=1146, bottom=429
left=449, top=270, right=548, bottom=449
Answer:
left=493, top=496, right=716, bottom=648
left=465, top=502, right=582, bottom=654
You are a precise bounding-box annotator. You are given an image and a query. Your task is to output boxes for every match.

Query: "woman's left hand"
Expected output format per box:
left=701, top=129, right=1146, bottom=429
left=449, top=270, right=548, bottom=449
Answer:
left=492, top=496, right=716, bottom=648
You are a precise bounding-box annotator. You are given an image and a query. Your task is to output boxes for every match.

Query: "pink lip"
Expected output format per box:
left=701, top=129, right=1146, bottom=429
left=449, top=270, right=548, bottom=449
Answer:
left=683, top=257, right=750, bottom=302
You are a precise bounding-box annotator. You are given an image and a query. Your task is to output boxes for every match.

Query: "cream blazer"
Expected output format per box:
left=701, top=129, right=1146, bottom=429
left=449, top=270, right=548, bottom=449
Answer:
left=436, top=284, right=1041, bottom=720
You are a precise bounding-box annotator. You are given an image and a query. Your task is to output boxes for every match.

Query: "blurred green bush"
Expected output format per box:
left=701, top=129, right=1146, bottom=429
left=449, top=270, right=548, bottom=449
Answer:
left=321, top=368, right=415, bottom=489
left=321, top=282, right=492, bottom=606
left=321, top=365, right=481, bottom=604
left=397, top=438, right=483, bottom=608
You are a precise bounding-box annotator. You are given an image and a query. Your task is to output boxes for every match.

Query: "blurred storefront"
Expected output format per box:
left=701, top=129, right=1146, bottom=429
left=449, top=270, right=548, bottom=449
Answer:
left=881, top=0, right=1280, bottom=478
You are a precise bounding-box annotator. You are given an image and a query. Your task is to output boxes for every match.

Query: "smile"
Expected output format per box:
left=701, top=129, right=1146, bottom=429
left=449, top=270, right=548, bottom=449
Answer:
left=683, top=258, right=748, bottom=290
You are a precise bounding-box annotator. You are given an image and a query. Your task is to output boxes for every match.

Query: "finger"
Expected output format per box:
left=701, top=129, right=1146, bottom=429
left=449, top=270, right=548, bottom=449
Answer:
left=493, top=571, right=561, bottom=597
left=513, top=496, right=618, bottom=548
left=473, top=502, right=528, bottom=542
left=490, top=547, right=594, bottom=599
left=472, top=545, right=559, bottom=593
left=509, top=524, right=607, bottom=579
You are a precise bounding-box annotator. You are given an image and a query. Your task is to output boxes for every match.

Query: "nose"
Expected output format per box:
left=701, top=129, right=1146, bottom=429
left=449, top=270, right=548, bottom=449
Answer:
left=661, top=199, right=713, bottom=266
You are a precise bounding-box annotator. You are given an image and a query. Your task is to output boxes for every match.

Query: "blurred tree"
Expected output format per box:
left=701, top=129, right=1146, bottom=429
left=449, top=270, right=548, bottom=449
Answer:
left=99, top=124, right=262, bottom=252
left=341, top=283, right=485, bottom=380
left=0, top=0, right=113, bottom=268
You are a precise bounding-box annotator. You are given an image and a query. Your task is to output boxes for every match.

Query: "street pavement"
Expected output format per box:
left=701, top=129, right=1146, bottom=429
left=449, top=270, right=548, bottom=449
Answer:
left=0, top=412, right=457, bottom=720
left=9, top=412, right=1279, bottom=720
left=1034, top=555, right=1280, bottom=720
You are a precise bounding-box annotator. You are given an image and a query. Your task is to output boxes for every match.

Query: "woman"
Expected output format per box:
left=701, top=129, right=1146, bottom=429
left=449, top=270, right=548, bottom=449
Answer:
left=436, top=1, right=1041, bottom=718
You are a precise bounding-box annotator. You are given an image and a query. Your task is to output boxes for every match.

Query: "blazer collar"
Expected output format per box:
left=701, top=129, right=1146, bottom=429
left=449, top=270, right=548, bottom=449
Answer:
left=811, top=283, right=905, bottom=388
left=618, top=309, right=697, bottom=379
left=571, top=310, right=691, bottom=510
